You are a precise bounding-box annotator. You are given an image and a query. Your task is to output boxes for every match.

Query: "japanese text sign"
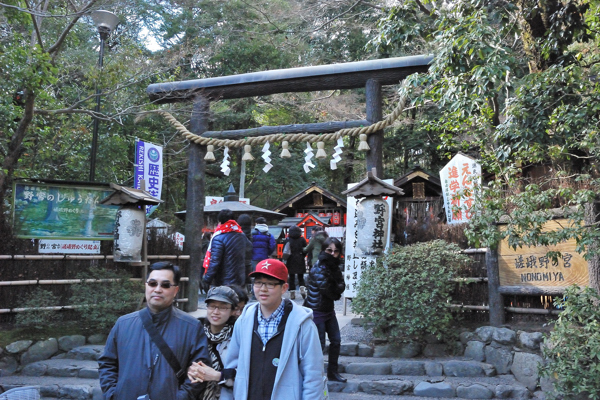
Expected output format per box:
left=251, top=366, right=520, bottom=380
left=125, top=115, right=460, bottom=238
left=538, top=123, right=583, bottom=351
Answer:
left=39, top=239, right=101, bottom=254
left=344, top=180, right=394, bottom=298
left=439, top=153, right=481, bottom=224
left=13, top=182, right=119, bottom=240
left=134, top=140, right=163, bottom=215
left=498, top=219, right=589, bottom=288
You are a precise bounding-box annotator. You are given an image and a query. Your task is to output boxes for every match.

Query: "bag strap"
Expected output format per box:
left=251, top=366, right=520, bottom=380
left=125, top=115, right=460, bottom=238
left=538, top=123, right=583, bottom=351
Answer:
left=139, top=308, right=186, bottom=385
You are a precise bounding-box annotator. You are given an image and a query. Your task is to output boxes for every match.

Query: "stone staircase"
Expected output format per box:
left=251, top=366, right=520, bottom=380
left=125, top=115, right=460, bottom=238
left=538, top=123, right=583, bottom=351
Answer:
left=0, top=345, right=103, bottom=400
left=0, top=345, right=535, bottom=400
left=328, top=356, right=532, bottom=399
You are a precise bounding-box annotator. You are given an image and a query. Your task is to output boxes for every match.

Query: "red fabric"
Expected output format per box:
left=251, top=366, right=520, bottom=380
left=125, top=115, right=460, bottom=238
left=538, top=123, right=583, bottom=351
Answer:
left=202, top=220, right=243, bottom=272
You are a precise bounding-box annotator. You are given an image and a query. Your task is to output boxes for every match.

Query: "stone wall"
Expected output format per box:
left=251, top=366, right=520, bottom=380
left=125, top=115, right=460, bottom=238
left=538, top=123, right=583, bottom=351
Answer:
left=0, top=334, right=106, bottom=375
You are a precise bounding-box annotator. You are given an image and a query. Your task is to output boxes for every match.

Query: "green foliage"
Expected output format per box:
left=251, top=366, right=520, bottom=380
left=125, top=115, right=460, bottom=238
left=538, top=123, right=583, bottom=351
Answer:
left=352, top=240, right=470, bottom=343
left=15, top=288, right=61, bottom=329
left=541, top=286, right=600, bottom=399
left=70, top=267, right=142, bottom=333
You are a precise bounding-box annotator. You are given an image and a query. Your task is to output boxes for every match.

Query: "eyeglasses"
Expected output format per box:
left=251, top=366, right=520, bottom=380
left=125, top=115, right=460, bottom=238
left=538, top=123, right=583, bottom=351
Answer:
left=253, top=281, right=282, bottom=289
left=324, top=248, right=340, bottom=254
left=146, top=280, right=177, bottom=289
left=207, top=304, right=233, bottom=312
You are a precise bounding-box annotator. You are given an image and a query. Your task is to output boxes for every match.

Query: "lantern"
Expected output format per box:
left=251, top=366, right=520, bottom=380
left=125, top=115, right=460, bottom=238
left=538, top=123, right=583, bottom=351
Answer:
left=114, top=205, right=145, bottom=262
left=342, top=168, right=404, bottom=256
left=100, top=183, right=163, bottom=264
left=354, top=197, right=388, bottom=255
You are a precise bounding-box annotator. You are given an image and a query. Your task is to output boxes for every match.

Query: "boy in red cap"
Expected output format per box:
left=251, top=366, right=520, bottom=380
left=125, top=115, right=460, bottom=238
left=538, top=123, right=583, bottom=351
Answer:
left=220, top=259, right=324, bottom=400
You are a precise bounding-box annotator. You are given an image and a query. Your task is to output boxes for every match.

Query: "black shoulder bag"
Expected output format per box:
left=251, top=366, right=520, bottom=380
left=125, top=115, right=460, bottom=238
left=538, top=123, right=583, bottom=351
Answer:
left=139, top=309, right=186, bottom=385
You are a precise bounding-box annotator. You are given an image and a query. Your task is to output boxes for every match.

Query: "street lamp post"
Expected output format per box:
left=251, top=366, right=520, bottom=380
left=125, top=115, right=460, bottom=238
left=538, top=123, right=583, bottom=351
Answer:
left=89, top=10, right=118, bottom=182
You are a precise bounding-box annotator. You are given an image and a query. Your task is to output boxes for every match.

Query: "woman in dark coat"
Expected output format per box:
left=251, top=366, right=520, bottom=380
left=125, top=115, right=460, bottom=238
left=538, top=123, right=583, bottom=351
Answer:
left=303, top=237, right=346, bottom=382
left=285, top=225, right=307, bottom=300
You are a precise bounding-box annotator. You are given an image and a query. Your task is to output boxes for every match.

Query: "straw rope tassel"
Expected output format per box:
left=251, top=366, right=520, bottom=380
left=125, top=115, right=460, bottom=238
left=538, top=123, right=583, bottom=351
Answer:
left=315, top=141, right=327, bottom=159
left=242, top=145, right=254, bottom=161
left=358, top=134, right=370, bottom=151
left=280, top=141, right=291, bottom=158
left=205, top=145, right=216, bottom=162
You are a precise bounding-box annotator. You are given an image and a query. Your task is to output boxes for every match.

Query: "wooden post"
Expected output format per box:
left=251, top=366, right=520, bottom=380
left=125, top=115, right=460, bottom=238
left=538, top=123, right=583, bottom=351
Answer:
left=365, top=79, right=383, bottom=178
left=184, top=96, right=209, bottom=312
left=486, top=247, right=504, bottom=326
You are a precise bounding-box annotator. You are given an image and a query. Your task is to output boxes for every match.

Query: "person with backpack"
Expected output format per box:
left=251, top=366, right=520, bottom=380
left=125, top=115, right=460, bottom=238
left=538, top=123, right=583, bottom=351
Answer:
left=251, top=217, right=276, bottom=266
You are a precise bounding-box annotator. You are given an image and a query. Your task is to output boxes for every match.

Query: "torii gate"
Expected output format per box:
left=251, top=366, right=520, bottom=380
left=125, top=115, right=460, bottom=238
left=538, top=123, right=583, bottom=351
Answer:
left=147, top=55, right=432, bottom=311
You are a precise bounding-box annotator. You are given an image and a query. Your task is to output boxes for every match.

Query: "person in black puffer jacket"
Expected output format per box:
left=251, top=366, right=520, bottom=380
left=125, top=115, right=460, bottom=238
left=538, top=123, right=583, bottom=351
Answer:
left=285, top=225, right=307, bottom=300
left=202, top=209, right=247, bottom=289
left=303, top=237, right=346, bottom=383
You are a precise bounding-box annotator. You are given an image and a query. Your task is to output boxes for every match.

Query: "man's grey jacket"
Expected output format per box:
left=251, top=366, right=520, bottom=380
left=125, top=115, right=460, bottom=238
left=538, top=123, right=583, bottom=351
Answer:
left=98, top=306, right=210, bottom=400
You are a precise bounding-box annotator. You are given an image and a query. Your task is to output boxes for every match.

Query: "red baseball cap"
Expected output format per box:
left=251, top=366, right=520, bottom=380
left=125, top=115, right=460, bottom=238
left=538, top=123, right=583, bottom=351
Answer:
left=249, top=259, right=288, bottom=283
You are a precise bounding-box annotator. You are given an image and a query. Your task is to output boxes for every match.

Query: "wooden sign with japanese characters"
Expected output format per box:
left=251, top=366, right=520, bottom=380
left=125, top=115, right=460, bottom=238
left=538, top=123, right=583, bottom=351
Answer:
left=344, top=180, right=394, bottom=298
left=498, top=219, right=589, bottom=287
left=439, top=153, right=481, bottom=224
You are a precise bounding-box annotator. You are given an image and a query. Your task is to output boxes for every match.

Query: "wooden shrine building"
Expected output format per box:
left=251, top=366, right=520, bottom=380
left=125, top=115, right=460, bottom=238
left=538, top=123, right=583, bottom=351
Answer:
left=273, top=183, right=347, bottom=239
left=393, top=166, right=444, bottom=244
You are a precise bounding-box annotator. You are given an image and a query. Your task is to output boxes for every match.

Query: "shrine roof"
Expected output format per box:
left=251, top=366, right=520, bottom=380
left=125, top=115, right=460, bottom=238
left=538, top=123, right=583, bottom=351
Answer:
left=273, top=183, right=347, bottom=213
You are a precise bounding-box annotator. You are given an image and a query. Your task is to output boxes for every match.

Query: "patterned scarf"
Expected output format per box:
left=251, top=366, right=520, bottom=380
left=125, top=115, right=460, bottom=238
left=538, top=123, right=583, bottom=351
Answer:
left=203, top=220, right=243, bottom=273
left=202, top=323, right=234, bottom=400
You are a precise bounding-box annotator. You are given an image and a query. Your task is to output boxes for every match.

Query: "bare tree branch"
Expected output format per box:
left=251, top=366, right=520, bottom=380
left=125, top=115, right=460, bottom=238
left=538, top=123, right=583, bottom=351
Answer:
left=311, top=0, right=364, bottom=33
left=47, top=0, right=98, bottom=58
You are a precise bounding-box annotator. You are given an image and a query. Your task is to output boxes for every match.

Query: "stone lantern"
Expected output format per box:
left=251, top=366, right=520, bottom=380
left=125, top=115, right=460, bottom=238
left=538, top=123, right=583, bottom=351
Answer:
left=100, top=183, right=163, bottom=263
left=342, top=169, right=403, bottom=255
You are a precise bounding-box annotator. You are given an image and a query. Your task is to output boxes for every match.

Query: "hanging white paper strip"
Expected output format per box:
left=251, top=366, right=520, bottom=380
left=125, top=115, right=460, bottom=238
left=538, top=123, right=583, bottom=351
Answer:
left=330, top=137, right=344, bottom=170
left=220, top=146, right=231, bottom=176
left=261, top=142, right=273, bottom=173
left=304, top=143, right=315, bottom=173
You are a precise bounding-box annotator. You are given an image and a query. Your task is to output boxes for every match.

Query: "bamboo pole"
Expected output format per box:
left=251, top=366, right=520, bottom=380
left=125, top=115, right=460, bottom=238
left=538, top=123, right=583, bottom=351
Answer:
left=461, top=248, right=488, bottom=254
left=449, top=304, right=561, bottom=315
left=0, top=298, right=190, bottom=314
left=0, top=277, right=189, bottom=286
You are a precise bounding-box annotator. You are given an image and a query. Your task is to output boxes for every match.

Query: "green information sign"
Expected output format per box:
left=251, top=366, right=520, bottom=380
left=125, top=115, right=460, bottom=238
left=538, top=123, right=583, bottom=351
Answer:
left=12, top=182, right=119, bottom=240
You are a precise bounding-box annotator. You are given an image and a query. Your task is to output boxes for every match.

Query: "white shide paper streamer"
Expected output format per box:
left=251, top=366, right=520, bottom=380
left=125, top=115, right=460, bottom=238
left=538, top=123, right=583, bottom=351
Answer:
left=220, top=146, right=231, bottom=176
left=304, top=143, right=315, bottom=173
left=262, top=142, right=273, bottom=173
left=330, top=137, right=344, bottom=170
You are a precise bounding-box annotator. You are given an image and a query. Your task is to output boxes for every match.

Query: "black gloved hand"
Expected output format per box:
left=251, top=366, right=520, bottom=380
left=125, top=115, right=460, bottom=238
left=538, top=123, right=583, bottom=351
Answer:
left=200, top=279, right=210, bottom=294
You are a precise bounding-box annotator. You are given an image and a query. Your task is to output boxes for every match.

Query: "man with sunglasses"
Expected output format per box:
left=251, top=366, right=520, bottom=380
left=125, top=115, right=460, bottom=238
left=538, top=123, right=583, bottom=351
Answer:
left=99, top=262, right=210, bottom=400
left=220, top=259, right=324, bottom=400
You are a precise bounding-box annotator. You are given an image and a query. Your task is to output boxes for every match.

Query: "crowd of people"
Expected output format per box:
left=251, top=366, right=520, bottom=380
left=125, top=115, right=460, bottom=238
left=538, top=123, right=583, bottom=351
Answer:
left=98, top=209, right=346, bottom=399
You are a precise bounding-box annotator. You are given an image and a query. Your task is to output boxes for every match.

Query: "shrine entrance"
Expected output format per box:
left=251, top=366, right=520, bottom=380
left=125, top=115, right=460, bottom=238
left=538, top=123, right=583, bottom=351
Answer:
left=146, top=55, right=432, bottom=310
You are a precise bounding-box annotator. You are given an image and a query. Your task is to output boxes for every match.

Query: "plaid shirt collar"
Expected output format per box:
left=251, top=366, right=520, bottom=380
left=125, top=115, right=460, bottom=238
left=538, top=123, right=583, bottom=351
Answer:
left=257, top=299, right=285, bottom=345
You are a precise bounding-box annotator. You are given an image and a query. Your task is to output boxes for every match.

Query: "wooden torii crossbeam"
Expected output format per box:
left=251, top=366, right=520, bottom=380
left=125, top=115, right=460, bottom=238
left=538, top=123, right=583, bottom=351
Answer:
left=146, top=55, right=432, bottom=311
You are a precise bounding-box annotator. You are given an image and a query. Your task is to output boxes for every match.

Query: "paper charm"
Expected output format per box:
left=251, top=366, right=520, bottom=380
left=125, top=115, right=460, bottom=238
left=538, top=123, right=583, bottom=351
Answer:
left=262, top=142, right=273, bottom=173
left=304, top=142, right=315, bottom=173
left=220, top=146, right=231, bottom=176
left=330, top=137, right=344, bottom=170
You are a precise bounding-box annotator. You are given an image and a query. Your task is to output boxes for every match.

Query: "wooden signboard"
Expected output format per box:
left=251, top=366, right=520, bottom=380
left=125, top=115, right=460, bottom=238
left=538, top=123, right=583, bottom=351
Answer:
left=498, top=219, right=589, bottom=288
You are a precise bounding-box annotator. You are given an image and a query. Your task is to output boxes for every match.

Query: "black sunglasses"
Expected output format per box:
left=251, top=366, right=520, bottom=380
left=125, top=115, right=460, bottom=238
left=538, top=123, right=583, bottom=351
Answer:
left=147, top=280, right=177, bottom=289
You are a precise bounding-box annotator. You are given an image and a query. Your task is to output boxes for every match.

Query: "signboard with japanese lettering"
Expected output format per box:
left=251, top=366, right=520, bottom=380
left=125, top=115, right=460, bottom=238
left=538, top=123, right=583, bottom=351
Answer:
left=205, top=196, right=251, bottom=206
left=39, top=239, right=101, bottom=254
left=12, top=183, right=119, bottom=240
left=439, top=153, right=481, bottom=224
left=498, top=219, right=589, bottom=287
left=134, top=139, right=163, bottom=215
left=344, top=180, right=394, bottom=298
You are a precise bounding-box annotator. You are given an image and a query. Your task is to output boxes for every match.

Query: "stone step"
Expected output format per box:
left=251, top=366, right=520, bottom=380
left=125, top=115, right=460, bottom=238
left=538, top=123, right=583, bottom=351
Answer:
left=326, top=374, right=532, bottom=399
left=20, top=359, right=99, bottom=379
left=0, top=376, right=101, bottom=400
left=337, top=356, right=497, bottom=378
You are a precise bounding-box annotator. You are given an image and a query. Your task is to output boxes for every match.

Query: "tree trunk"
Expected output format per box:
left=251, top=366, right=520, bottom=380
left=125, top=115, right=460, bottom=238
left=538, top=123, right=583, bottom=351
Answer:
left=0, top=89, right=37, bottom=220
left=515, top=0, right=560, bottom=73
left=585, top=202, right=600, bottom=292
